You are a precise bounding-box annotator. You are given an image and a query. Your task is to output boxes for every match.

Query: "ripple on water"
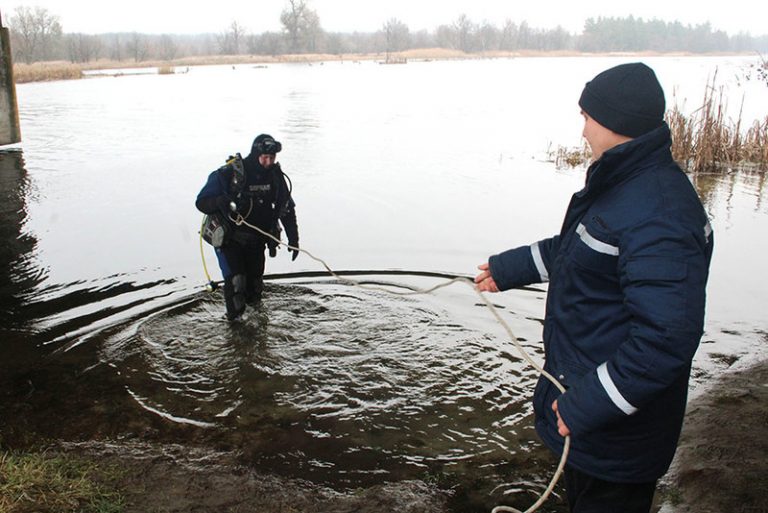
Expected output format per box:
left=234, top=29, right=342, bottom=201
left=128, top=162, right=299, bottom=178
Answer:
left=98, top=280, right=554, bottom=503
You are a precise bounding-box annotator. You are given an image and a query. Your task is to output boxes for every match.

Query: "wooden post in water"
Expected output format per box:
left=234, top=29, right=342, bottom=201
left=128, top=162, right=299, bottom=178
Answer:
left=0, top=9, right=21, bottom=146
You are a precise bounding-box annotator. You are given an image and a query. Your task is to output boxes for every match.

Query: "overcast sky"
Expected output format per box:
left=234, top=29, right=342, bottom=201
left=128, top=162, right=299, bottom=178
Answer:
left=0, top=0, right=764, bottom=36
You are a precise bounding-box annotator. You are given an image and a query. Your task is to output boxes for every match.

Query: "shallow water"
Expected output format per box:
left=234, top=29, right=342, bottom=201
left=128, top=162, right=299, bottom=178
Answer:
left=2, top=56, right=768, bottom=512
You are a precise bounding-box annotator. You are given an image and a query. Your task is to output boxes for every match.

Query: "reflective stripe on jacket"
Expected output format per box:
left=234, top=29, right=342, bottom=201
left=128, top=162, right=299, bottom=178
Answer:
left=489, top=123, right=713, bottom=482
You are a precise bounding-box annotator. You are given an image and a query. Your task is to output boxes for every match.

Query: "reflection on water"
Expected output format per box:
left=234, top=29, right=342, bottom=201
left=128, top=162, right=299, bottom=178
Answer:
left=692, top=169, right=768, bottom=216
left=2, top=56, right=768, bottom=513
left=0, top=150, right=44, bottom=371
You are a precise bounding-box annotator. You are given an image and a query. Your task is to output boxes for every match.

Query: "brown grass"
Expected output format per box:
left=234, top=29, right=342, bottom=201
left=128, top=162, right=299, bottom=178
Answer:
left=547, top=141, right=591, bottom=169
left=13, top=61, right=83, bottom=83
left=668, top=71, right=768, bottom=173
left=549, top=72, right=767, bottom=173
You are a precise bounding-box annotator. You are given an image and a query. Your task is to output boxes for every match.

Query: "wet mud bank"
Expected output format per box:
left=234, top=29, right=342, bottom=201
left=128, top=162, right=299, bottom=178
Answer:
left=659, top=346, right=768, bottom=513
left=0, top=343, right=450, bottom=513
left=57, top=441, right=451, bottom=513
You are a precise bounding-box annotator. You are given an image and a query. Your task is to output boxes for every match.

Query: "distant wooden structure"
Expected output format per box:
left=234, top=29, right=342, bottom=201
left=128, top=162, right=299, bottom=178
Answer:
left=0, top=9, right=21, bottom=146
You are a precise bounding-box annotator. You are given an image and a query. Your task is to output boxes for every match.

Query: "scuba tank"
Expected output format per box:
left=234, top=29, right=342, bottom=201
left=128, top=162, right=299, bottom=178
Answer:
left=227, top=152, right=247, bottom=199
left=201, top=153, right=246, bottom=248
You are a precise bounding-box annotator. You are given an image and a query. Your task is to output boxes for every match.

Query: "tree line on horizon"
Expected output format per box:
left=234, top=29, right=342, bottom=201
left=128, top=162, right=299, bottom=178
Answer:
left=6, top=2, right=768, bottom=65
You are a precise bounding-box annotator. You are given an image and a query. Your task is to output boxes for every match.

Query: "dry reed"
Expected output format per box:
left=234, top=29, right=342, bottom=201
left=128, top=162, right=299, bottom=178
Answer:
left=547, top=142, right=591, bottom=169
left=13, top=62, right=83, bottom=83
left=668, top=71, right=767, bottom=173
left=549, top=72, right=767, bottom=173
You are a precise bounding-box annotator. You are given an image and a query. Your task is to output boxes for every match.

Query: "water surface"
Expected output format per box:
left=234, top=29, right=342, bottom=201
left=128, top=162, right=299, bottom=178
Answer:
left=2, top=55, right=767, bottom=512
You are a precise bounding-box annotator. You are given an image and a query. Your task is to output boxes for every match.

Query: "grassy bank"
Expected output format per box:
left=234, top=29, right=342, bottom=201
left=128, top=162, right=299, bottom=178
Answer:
left=0, top=449, right=125, bottom=513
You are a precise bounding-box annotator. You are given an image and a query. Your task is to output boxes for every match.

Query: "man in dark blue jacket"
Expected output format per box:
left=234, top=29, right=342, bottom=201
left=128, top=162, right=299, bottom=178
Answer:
left=196, top=134, right=299, bottom=320
left=475, top=63, right=713, bottom=512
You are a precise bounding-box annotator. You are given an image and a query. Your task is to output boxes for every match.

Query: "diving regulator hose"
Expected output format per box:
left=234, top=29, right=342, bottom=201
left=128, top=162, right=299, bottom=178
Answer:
left=198, top=216, right=219, bottom=292
left=198, top=212, right=571, bottom=513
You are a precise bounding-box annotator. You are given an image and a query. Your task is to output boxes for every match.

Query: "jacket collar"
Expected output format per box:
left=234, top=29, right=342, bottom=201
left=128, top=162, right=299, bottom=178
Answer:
left=580, top=123, right=674, bottom=197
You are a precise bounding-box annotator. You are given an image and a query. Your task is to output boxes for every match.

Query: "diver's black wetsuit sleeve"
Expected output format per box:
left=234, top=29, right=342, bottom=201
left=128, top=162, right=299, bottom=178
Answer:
left=196, top=167, right=230, bottom=215
left=196, top=195, right=227, bottom=215
left=281, top=205, right=299, bottom=246
left=275, top=168, right=299, bottom=246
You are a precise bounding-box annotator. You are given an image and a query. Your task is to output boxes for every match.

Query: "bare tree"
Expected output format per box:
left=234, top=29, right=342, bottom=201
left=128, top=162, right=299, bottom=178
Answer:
left=66, top=33, right=102, bottom=63
left=9, top=6, right=63, bottom=63
left=107, top=34, right=123, bottom=61
left=280, top=0, right=305, bottom=52
left=499, top=19, right=519, bottom=51
left=126, top=32, right=149, bottom=62
left=248, top=31, right=285, bottom=56
left=280, top=0, right=322, bottom=53
left=303, top=9, right=323, bottom=52
left=219, top=20, right=246, bottom=55
left=453, top=14, right=476, bottom=52
left=158, top=34, right=178, bottom=61
left=383, top=18, right=410, bottom=55
left=478, top=21, right=499, bottom=51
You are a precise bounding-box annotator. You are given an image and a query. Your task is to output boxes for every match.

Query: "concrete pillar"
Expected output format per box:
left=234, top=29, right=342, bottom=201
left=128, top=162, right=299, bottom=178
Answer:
left=0, top=9, right=21, bottom=146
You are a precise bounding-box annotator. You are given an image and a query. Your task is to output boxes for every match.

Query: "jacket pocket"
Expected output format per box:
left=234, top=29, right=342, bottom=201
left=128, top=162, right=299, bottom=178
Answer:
left=570, top=220, right=619, bottom=274
left=624, top=257, right=688, bottom=327
left=551, top=360, right=592, bottom=390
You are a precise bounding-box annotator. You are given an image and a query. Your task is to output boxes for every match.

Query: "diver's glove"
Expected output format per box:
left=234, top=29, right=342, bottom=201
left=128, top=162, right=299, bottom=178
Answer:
left=215, top=195, right=231, bottom=214
left=228, top=193, right=251, bottom=215
left=289, top=240, right=299, bottom=261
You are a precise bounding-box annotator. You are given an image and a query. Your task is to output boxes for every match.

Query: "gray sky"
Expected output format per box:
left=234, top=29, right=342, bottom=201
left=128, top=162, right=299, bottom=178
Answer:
left=0, top=0, right=764, bottom=36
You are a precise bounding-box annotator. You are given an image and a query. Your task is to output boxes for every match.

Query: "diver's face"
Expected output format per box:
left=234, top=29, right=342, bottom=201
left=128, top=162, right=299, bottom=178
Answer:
left=259, top=154, right=276, bottom=168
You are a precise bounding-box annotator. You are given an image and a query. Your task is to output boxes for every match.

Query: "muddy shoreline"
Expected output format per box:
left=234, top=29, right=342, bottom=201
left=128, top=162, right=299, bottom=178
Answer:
left=69, top=353, right=768, bottom=513
left=658, top=352, right=768, bottom=513
left=5, top=353, right=767, bottom=512
left=55, top=441, right=451, bottom=513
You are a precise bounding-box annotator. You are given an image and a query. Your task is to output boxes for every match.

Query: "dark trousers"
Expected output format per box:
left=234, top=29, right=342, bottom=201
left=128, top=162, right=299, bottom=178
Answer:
left=218, top=238, right=266, bottom=319
left=564, top=466, right=657, bottom=513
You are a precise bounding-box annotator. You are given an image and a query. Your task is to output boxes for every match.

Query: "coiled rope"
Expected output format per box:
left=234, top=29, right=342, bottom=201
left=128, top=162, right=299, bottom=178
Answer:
left=202, top=212, right=571, bottom=513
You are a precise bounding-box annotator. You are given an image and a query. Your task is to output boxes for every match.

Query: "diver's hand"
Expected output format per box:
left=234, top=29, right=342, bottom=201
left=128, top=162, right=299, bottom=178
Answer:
left=474, top=263, right=499, bottom=292
left=289, top=241, right=299, bottom=261
left=216, top=195, right=231, bottom=213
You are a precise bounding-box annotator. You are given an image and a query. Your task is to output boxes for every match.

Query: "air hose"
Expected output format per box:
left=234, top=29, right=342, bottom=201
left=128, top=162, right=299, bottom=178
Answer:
left=198, top=216, right=218, bottom=292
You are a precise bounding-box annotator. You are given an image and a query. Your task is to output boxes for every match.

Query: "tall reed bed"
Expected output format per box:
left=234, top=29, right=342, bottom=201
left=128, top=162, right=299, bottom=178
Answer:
left=668, top=72, right=768, bottom=173
left=549, top=73, right=767, bottom=173
left=13, top=62, right=83, bottom=83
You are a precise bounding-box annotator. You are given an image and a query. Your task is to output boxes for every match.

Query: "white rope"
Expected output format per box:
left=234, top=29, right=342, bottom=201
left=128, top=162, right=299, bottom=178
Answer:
left=230, top=213, right=571, bottom=513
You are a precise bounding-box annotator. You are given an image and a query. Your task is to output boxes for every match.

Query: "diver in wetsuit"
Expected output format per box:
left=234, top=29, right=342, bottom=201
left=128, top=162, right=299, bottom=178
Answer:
left=196, top=134, right=299, bottom=320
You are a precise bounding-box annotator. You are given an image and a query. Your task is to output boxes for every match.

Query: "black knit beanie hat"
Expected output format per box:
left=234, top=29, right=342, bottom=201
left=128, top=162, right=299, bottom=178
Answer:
left=578, top=62, right=666, bottom=138
left=251, top=134, right=282, bottom=156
